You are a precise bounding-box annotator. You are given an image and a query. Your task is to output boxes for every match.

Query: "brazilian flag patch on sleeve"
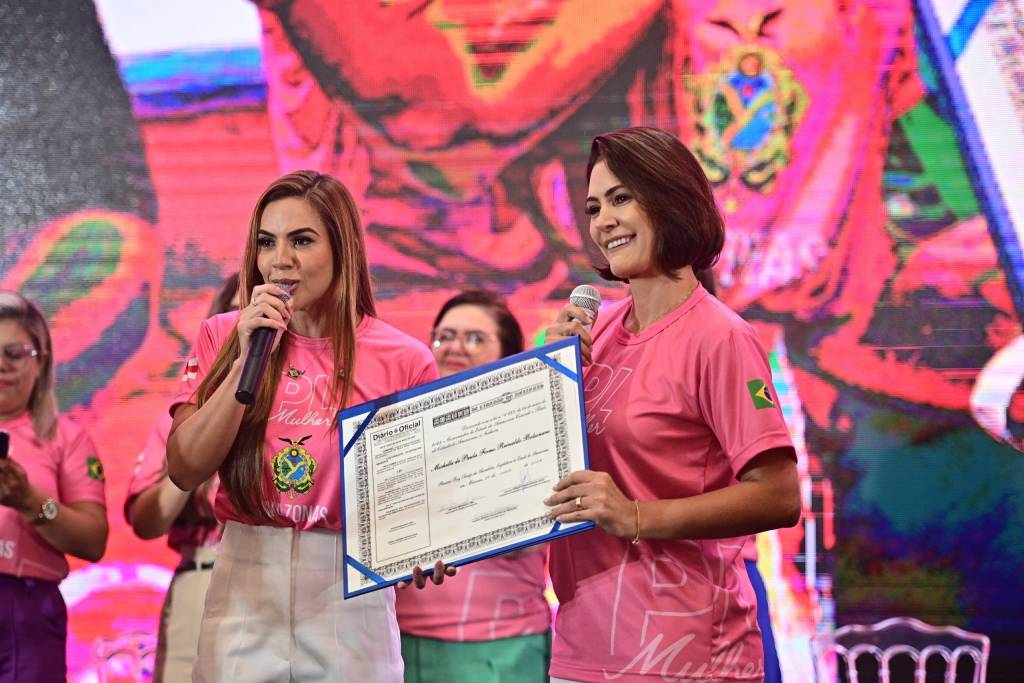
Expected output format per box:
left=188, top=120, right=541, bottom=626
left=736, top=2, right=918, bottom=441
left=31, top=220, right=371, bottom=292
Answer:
left=746, top=379, right=775, bottom=410
left=87, top=456, right=105, bottom=482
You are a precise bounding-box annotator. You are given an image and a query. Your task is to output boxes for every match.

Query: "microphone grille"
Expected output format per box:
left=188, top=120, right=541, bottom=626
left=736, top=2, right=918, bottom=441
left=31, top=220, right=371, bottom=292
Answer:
left=569, top=284, right=601, bottom=315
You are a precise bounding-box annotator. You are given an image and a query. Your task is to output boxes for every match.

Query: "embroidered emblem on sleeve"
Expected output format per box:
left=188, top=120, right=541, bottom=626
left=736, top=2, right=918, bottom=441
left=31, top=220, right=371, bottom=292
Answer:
left=747, top=379, right=775, bottom=410
left=87, top=456, right=106, bottom=482
left=183, top=358, right=199, bottom=382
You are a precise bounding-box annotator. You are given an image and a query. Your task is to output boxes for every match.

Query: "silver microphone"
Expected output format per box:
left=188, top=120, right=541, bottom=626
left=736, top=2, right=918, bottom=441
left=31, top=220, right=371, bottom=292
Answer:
left=569, top=284, right=601, bottom=331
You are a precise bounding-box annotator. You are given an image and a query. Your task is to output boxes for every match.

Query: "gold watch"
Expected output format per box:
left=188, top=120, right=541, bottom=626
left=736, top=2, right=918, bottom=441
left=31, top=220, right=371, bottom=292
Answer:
left=35, top=496, right=59, bottom=524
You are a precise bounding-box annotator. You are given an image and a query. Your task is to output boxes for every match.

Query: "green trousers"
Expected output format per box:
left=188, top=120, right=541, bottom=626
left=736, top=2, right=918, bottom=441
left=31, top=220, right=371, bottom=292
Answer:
left=401, top=631, right=551, bottom=683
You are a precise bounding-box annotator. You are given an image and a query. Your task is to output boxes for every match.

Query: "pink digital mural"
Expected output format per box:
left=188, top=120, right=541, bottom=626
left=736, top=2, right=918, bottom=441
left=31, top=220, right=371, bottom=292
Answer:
left=1, top=0, right=1023, bottom=678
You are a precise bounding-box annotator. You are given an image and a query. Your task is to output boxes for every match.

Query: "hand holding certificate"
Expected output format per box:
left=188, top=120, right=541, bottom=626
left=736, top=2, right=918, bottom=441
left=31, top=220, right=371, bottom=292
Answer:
left=339, top=337, right=592, bottom=598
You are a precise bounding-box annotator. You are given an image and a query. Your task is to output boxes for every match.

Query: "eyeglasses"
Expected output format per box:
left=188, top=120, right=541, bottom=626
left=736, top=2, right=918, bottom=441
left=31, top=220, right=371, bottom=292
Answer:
left=431, top=328, right=494, bottom=350
left=1, top=343, right=40, bottom=365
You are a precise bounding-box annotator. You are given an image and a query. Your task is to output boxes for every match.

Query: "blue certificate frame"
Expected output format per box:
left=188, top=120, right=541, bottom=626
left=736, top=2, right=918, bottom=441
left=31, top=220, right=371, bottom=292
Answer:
left=338, top=336, right=593, bottom=598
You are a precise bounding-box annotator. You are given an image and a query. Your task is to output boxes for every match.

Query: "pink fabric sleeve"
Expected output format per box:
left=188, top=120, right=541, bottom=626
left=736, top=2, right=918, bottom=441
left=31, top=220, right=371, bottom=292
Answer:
left=57, top=423, right=106, bottom=506
left=410, top=352, right=440, bottom=387
left=170, top=314, right=231, bottom=416
left=123, top=414, right=173, bottom=522
left=699, top=326, right=795, bottom=477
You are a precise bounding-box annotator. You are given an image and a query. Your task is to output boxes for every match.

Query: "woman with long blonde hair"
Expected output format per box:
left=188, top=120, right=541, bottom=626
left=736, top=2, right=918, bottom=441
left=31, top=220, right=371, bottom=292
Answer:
left=167, top=171, right=439, bottom=681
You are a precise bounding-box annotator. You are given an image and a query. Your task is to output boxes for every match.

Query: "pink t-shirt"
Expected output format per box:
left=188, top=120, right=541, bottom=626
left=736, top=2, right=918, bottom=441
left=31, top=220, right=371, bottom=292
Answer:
left=0, top=413, right=106, bottom=581
left=395, top=547, right=550, bottom=641
left=124, top=413, right=222, bottom=552
left=171, top=311, right=437, bottom=530
left=548, top=288, right=795, bottom=683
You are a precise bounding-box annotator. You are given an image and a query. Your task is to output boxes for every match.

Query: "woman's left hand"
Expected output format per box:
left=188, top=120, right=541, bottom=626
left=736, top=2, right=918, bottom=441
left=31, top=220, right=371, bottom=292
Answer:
left=545, top=470, right=635, bottom=538
left=0, top=458, right=36, bottom=513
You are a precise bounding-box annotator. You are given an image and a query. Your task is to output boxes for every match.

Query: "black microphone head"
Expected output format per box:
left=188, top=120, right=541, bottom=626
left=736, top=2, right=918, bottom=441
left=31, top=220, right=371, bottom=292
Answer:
left=569, top=285, right=601, bottom=317
left=0, top=430, right=9, bottom=460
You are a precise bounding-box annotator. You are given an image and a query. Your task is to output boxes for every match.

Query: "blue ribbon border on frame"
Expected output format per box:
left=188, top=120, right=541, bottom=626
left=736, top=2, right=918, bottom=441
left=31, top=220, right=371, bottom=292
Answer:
left=337, top=335, right=592, bottom=598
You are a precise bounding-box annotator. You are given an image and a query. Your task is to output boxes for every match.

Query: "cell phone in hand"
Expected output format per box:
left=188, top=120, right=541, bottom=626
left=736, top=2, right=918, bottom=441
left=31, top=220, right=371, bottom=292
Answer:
left=0, top=430, right=9, bottom=459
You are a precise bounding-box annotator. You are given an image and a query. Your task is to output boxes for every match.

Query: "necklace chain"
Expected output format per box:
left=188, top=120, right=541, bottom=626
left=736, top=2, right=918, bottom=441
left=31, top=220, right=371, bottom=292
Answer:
left=630, top=278, right=700, bottom=332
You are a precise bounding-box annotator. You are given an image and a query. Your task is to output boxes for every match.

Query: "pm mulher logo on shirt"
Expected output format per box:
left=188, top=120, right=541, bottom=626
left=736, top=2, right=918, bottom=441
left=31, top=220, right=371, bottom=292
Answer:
left=746, top=379, right=774, bottom=410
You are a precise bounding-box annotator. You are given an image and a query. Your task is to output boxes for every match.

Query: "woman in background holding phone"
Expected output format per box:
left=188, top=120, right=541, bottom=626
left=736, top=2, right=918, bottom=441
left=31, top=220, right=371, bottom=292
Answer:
left=0, top=291, right=109, bottom=682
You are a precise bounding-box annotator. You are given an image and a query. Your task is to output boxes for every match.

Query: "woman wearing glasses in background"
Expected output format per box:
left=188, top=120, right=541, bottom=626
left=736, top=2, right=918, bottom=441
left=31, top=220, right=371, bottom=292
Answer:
left=0, top=292, right=109, bottom=682
left=396, top=290, right=552, bottom=683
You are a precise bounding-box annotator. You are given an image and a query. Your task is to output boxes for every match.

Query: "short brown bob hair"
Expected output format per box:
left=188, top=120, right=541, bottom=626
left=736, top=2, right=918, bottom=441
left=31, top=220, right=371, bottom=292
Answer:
left=586, top=127, right=724, bottom=281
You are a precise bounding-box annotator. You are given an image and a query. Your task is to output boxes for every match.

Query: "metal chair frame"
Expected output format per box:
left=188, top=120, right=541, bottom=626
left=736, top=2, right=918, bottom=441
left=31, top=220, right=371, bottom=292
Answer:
left=810, top=616, right=990, bottom=683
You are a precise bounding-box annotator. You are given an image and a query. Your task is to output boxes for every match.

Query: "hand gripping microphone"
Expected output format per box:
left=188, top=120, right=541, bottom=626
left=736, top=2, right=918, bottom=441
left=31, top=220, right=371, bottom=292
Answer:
left=569, top=285, right=601, bottom=331
left=235, top=292, right=290, bottom=405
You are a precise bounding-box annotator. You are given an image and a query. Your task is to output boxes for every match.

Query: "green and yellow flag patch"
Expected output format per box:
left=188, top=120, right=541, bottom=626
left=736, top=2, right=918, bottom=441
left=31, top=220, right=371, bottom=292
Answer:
left=746, top=379, right=774, bottom=410
left=87, top=456, right=105, bottom=482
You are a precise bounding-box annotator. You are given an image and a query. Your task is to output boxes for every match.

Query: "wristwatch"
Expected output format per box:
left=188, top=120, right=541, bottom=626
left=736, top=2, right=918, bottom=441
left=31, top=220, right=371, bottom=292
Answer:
left=35, top=497, right=58, bottom=524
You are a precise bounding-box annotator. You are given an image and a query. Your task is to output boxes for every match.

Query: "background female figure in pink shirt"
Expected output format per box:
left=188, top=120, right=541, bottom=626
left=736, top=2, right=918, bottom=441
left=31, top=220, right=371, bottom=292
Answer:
left=124, top=272, right=239, bottom=683
left=396, top=289, right=551, bottom=682
left=0, top=292, right=109, bottom=682
left=543, top=127, right=801, bottom=682
left=166, top=171, right=445, bottom=681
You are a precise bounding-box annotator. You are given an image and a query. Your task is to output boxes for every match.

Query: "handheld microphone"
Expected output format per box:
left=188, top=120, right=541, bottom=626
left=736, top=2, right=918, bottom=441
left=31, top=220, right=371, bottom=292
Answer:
left=569, top=285, right=601, bottom=331
left=235, top=292, right=290, bottom=405
left=0, top=430, right=9, bottom=460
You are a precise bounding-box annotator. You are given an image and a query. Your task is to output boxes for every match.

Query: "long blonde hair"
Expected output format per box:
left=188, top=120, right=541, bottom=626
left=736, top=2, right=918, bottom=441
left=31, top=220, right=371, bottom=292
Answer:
left=194, top=171, right=376, bottom=523
left=0, top=291, right=58, bottom=440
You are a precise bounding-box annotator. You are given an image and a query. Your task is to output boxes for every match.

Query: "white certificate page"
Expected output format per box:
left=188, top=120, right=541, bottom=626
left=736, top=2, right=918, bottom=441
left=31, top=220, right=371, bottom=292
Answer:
left=339, top=339, right=590, bottom=597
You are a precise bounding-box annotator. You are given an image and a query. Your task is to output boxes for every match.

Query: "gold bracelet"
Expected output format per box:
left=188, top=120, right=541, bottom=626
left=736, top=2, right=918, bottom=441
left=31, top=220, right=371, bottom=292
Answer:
left=631, top=499, right=641, bottom=544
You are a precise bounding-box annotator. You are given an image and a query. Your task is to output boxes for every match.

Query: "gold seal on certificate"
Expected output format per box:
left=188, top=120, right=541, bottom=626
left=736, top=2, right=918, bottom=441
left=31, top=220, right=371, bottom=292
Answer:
left=339, top=337, right=592, bottom=598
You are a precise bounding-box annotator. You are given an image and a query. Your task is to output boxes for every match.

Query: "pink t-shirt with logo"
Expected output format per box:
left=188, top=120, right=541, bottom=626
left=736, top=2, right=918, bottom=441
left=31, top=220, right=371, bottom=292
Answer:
left=124, top=413, right=223, bottom=552
left=548, top=288, right=795, bottom=683
left=0, top=414, right=106, bottom=581
left=171, top=311, right=437, bottom=530
left=395, top=547, right=551, bottom=641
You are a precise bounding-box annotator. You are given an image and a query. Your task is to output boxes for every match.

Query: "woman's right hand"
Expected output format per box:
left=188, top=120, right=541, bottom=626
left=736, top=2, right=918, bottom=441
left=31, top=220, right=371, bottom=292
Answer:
left=544, top=304, right=594, bottom=365
left=237, top=283, right=293, bottom=357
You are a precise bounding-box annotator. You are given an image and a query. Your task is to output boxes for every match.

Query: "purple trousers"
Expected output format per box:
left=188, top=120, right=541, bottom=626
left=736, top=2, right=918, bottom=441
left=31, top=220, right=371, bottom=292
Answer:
left=0, top=573, right=67, bottom=683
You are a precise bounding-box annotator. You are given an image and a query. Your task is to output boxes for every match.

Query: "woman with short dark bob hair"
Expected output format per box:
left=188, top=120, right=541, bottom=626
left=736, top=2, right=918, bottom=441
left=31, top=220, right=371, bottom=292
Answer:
left=543, top=127, right=800, bottom=681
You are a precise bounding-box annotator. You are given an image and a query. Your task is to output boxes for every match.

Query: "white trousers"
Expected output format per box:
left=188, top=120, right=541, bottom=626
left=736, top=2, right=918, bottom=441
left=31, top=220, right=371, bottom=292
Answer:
left=192, top=521, right=403, bottom=682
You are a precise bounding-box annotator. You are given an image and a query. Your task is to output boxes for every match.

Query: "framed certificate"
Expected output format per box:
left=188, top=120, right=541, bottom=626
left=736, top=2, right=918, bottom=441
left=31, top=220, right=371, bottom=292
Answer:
left=338, top=336, right=593, bottom=598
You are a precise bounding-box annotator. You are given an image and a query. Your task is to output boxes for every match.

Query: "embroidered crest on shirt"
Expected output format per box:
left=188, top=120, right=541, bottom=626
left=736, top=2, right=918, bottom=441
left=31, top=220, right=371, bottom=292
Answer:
left=746, top=379, right=774, bottom=410
left=86, top=456, right=105, bottom=481
left=183, top=358, right=198, bottom=381
left=271, top=435, right=316, bottom=498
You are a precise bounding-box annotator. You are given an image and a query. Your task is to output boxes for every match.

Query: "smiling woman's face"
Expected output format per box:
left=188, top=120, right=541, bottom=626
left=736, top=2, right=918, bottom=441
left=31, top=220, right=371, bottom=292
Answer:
left=0, top=319, right=41, bottom=420
left=256, top=197, right=335, bottom=311
left=586, top=161, right=659, bottom=281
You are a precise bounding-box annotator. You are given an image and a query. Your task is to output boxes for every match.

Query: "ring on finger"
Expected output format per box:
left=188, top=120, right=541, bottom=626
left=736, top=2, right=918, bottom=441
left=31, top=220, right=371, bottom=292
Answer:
left=574, top=496, right=583, bottom=511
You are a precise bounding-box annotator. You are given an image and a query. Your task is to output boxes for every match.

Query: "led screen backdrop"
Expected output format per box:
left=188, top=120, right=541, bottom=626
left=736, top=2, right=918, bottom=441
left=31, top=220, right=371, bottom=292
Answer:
left=1, top=0, right=1023, bottom=679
